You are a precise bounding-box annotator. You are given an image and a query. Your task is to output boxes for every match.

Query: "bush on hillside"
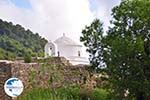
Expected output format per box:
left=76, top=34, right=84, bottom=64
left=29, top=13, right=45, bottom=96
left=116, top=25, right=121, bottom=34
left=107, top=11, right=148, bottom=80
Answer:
left=24, top=51, right=31, bottom=63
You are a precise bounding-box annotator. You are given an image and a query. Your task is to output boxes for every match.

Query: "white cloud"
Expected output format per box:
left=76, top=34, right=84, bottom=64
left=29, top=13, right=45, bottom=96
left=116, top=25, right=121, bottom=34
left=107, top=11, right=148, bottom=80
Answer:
left=91, top=0, right=120, bottom=32
left=0, top=0, right=121, bottom=41
left=0, top=0, right=94, bottom=43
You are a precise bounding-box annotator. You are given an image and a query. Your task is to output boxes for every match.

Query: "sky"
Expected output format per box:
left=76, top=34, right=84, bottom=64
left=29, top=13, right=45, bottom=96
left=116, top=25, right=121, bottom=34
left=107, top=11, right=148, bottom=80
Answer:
left=0, top=0, right=120, bottom=42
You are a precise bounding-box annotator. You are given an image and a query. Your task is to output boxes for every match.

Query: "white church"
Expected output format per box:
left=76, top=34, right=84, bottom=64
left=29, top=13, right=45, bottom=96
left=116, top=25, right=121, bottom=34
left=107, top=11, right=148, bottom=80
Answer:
left=44, top=33, right=89, bottom=65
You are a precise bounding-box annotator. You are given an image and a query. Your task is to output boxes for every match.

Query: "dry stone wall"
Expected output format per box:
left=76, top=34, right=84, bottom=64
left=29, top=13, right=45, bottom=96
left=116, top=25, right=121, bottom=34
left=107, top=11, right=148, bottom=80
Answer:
left=0, top=61, right=12, bottom=100
left=0, top=57, right=94, bottom=100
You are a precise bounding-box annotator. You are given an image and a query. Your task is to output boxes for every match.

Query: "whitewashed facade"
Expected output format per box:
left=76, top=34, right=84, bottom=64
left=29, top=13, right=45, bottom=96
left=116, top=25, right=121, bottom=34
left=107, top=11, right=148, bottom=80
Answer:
left=44, top=34, right=89, bottom=65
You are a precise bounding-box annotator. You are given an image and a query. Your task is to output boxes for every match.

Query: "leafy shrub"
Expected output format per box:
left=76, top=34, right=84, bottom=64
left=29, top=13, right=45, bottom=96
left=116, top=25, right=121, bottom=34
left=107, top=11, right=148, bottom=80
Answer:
left=91, top=88, right=108, bottom=100
left=24, top=51, right=31, bottom=63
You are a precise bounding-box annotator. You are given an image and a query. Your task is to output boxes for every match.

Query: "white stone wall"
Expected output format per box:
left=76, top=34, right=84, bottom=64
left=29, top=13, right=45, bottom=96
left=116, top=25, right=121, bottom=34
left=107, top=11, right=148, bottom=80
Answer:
left=56, top=44, right=82, bottom=57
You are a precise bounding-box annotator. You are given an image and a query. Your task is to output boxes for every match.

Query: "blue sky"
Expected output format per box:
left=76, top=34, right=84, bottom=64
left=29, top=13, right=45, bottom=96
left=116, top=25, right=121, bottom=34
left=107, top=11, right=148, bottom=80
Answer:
left=11, top=0, right=99, bottom=11
left=10, top=0, right=31, bottom=9
left=10, top=0, right=120, bottom=12
left=10, top=0, right=101, bottom=12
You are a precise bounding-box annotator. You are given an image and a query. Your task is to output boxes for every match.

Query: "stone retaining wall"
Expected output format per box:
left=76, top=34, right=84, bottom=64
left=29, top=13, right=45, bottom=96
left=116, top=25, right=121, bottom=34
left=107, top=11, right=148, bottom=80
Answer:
left=0, top=57, right=92, bottom=100
left=0, top=61, right=12, bottom=100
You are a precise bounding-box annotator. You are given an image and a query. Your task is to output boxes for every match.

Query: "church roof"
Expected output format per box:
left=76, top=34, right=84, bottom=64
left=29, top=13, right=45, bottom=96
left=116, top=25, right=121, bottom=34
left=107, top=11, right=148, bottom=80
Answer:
left=54, top=34, right=82, bottom=47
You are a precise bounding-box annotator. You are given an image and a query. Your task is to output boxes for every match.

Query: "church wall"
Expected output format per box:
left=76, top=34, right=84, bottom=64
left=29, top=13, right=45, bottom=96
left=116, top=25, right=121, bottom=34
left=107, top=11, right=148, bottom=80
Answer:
left=72, top=46, right=82, bottom=57
left=61, top=46, right=74, bottom=57
left=57, top=44, right=82, bottom=58
left=66, top=46, right=82, bottom=57
left=56, top=44, right=66, bottom=57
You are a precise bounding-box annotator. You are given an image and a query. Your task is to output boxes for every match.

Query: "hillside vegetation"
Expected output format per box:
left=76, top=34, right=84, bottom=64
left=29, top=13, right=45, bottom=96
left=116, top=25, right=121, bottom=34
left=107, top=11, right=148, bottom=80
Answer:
left=0, top=19, right=47, bottom=60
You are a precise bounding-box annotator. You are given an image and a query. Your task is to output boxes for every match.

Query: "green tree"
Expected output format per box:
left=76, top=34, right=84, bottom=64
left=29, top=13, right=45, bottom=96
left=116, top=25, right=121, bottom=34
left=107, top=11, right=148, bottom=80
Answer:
left=80, top=19, right=104, bottom=71
left=0, top=19, right=47, bottom=60
left=103, top=0, right=150, bottom=99
left=81, top=0, right=150, bottom=100
left=103, top=0, right=150, bottom=100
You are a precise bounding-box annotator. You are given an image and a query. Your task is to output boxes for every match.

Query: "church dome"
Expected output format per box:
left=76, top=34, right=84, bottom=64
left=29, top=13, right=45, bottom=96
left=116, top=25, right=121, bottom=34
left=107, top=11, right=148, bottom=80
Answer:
left=54, top=33, right=82, bottom=47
